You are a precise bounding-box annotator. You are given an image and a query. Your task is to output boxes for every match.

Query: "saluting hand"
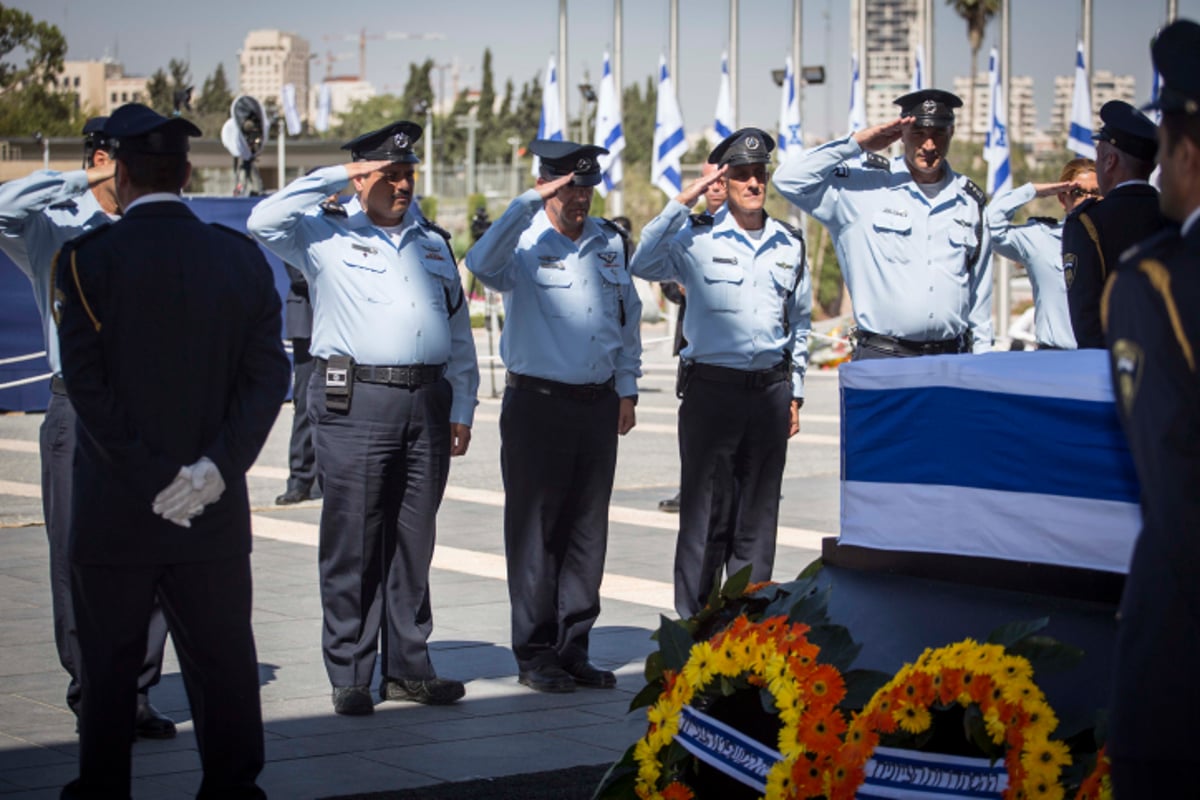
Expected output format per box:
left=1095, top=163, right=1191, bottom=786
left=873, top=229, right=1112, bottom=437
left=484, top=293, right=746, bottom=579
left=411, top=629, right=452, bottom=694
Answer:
left=535, top=172, right=576, bottom=201
left=675, top=165, right=728, bottom=208
left=344, top=160, right=397, bottom=180
left=853, top=117, right=913, bottom=153
left=1033, top=181, right=1078, bottom=198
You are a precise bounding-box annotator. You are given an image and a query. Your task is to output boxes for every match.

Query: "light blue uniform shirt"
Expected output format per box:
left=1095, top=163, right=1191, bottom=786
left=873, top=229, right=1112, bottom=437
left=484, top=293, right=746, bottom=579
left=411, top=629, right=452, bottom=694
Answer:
left=0, top=170, right=113, bottom=374
left=772, top=134, right=994, bottom=352
left=630, top=202, right=811, bottom=399
left=247, top=165, right=479, bottom=426
left=985, top=183, right=1076, bottom=349
left=464, top=190, right=642, bottom=398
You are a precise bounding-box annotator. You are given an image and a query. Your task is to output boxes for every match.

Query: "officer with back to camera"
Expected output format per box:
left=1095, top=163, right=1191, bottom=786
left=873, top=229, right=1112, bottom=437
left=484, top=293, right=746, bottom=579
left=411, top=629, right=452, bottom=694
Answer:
left=630, top=128, right=810, bottom=618
left=248, top=121, right=479, bottom=715
left=0, top=117, right=175, bottom=738
left=465, top=139, right=642, bottom=694
left=1063, top=100, right=1168, bottom=348
left=773, top=89, right=994, bottom=358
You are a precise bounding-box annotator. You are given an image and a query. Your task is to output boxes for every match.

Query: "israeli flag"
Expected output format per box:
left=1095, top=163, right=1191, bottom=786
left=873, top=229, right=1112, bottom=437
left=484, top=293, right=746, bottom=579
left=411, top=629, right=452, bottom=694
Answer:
left=652, top=55, right=687, bottom=198
left=1067, top=41, right=1096, bottom=158
left=532, top=56, right=565, bottom=176
left=911, top=44, right=926, bottom=93
left=984, top=48, right=1012, bottom=196
left=314, top=83, right=331, bottom=133
left=714, top=52, right=734, bottom=141
left=593, top=51, right=624, bottom=197
left=848, top=54, right=866, bottom=133
left=281, top=83, right=302, bottom=136
left=777, top=56, right=803, bottom=163
left=1149, top=68, right=1163, bottom=124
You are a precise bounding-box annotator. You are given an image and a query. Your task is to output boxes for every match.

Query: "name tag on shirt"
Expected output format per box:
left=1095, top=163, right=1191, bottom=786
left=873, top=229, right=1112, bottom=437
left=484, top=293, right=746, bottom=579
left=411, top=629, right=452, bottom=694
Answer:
left=713, top=256, right=738, bottom=265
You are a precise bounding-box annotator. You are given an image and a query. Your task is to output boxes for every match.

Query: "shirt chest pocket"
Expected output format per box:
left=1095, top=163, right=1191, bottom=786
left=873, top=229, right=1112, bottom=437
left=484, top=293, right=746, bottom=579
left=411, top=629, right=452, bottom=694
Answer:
left=944, top=223, right=979, bottom=276
left=701, top=262, right=744, bottom=312
left=420, top=254, right=459, bottom=312
left=597, top=265, right=631, bottom=321
left=340, top=254, right=394, bottom=304
left=872, top=212, right=913, bottom=263
left=533, top=266, right=575, bottom=318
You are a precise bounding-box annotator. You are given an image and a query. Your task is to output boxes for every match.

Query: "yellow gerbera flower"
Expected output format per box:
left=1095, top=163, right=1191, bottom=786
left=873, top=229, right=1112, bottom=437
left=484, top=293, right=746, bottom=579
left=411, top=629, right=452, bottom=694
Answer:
left=681, top=641, right=716, bottom=689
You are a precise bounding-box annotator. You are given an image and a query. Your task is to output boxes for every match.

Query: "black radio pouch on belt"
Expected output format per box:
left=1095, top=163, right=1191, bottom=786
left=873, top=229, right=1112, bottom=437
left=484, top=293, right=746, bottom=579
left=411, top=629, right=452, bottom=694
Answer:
left=325, top=355, right=354, bottom=413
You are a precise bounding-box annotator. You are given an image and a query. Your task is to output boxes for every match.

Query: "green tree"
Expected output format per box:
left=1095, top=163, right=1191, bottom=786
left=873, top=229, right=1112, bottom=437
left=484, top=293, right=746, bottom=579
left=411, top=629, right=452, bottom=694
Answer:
left=195, top=63, right=232, bottom=115
left=145, top=68, right=171, bottom=114
left=168, top=58, right=192, bottom=112
left=621, top=77, right=657, bottom=166
left=332, top=94, right=407, bottom=140
left=0, top=6, right=80, bottom=136
left=399, top=59, right=434, bottom=119
left=477, top=48, right=496, bottom=126
left=946, top=0, right=999, bottom=143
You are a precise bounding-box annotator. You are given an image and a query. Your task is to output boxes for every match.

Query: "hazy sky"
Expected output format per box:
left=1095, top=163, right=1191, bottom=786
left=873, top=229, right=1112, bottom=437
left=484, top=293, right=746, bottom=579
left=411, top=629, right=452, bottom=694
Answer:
left=21, top=0, right=1200, bottom=141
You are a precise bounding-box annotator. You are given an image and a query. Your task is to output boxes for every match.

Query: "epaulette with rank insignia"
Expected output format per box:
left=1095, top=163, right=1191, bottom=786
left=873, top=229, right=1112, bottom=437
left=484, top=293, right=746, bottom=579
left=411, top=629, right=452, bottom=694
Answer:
left=1028, top=216, right=1059, bottom=227
left=47, top=199, right=79, bottom=212
left=959, top=177, right=986, bottom=271
left=960, top=177, right=986, bottom=207
left=420, top=218, right=456, bottom=263
left=319, top=198, right=347, bottom=217
left=51, top=224, right=112, bottom=331
left=775, top=217, right=804, bottom=244
left=1118, top=226, right=1180, bottom=268
left=863, top=152, right=891, bottom=171
left=601, top=218, right=634, bottom=263
left=1066, top=197, right=1098, bottom=219
left=688, top=213, right=714, bottom=227
left=833, top=164, right=850, bottom=178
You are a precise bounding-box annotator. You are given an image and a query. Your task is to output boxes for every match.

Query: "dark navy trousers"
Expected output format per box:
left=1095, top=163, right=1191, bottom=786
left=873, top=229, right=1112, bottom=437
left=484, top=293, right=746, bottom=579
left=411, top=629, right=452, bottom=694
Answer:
left=41, top=386, right=168, bottom=712
left=309, top=370, right=452, bottom=687
left=285, top=338, right=318, bottom=494
left=499, top=386, right=618, bottom=672
left=675, top=377, right=791, bottom=617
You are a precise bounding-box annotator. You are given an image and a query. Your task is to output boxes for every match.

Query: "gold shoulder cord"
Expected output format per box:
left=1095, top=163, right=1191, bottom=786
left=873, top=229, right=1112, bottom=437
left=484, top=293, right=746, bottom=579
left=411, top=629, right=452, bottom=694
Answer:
left=1137, top=259, right=1195, bottom=372
left=1078, top=213, right=1108, bottom=280
left=70, top=250, right=102, bottom=332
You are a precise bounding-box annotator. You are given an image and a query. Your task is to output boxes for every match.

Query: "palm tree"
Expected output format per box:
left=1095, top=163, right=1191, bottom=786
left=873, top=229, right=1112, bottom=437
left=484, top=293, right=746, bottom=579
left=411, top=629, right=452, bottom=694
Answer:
left=946, top=0, right=1000, bottom=143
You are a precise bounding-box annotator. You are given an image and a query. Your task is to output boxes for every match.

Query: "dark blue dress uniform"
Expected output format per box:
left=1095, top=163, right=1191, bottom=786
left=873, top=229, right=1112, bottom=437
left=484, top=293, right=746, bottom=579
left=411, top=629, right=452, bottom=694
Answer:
left=249, top=121, right=479, bottom=712
left=0, top=120, right=174, bottom=732
left=54, top=105, right=287, bottom=799
left=1103, top=20, right=1200, bottom=795
left=631, top=129, right=811, bottom=617
left=465, top=140, right=642, bottom=692
left=1063, top=101, right=1168, bottom=349
left=278, top=260, right=320, bottom=504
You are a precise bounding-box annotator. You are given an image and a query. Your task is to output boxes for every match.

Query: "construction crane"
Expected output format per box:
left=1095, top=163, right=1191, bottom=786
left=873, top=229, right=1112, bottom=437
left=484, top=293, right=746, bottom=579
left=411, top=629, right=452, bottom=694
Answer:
left=323, top=29, right=446, bottom=81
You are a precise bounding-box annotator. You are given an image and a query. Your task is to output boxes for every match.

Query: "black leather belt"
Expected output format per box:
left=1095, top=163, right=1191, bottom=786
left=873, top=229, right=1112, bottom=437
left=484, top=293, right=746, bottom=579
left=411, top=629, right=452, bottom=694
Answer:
left=50, top=374, right=67, bottom=395
left=506, top=372, right=615, bottom=402
left=853, top=329, right=966, bottom=357
left=316, top=358, right=445, bottom=388
left=687, top=360, right=789, bottom=390
left=1037, top=344, right=1065, bottom=351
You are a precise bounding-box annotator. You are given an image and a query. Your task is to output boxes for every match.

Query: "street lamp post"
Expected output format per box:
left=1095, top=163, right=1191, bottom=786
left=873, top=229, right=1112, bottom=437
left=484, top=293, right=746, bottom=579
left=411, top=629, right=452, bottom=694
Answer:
left=578, top=82, right=596, bottom=145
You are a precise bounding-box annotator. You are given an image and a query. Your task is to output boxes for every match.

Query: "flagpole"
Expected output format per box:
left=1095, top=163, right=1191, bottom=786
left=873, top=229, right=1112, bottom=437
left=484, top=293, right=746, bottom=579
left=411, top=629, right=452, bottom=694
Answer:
left=612, top=0, right=624, bottom=216
left=1168, top=0, right=1178, bottom=20
left=670, top=0, right=679, bottom=98
left=998, top=0, right=1012, bottom=345
left=924, top=0, right=934, bottom=88
left=1082, top=0, right=1092, bottom=96
left=729, top=0, right=739, bottom=128
left=793, top=0, right=802, bottom=128
left=559, top=0, right=569, bottom=138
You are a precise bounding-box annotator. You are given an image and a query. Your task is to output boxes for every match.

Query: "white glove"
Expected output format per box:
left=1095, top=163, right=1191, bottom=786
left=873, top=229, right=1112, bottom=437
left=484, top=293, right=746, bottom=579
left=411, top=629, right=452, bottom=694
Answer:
left=186, top=457, right=226, bottom=511
left=151, top=458, right=225, bottom=528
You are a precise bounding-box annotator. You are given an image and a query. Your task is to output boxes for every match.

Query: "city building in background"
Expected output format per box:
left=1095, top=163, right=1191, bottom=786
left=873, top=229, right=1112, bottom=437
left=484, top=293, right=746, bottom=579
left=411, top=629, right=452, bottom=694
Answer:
left=952, top=72, right=1037, bottom=143
left=308, top=76, right=376, bottom=132
left=864, top=0, right=921, bottom=127
left=239, top=29, right=311, bottom=120
left=55, top=60, right=149, bottom=116
left=1049, top=69, right=1136, bottom=138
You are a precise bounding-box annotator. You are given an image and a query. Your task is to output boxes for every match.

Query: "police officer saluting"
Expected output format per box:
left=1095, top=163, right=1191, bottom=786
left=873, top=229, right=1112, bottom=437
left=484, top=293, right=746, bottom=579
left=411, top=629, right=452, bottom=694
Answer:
left=465, top=140, right=641, bottom=693
left=773, top=89, right=993, bottom=358
left=249, top=122, right=479, bottom=715
left=1063, top=100, right=1167, bottom=349
left=0, top=118, right=176, bottom=738
left=1101, top=18, right=1200, bottom=794
left=631, top=128, right=810, bottom=617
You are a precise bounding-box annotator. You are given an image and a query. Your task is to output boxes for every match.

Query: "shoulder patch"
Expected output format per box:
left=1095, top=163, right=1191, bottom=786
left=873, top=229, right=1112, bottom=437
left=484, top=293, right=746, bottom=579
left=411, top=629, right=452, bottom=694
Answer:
left=1118, top=226, right=1180, bottom=267
left=688, top=212, right=714, bottom=227
left=833, top=163, right=850, bottom=178
left=960, top=177, right=986, bottom=207
left=863, top=153, right=891, bottom=171
left=60, top=222, right=113, bottom=254
left=601, top=217, right=634, bottom=264
left=1027, top=216, right=1058, bottom=227
left=420, top=217, right=453, bottom=243
left=210, top=222, right=254, bottom=242
left=47, top=199, right=79, bottom=212
left=319, top=198, right=348, bottom=218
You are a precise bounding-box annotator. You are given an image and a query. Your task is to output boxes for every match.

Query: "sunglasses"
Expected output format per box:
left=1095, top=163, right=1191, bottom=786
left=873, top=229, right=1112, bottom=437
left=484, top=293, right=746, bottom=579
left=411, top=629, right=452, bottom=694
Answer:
left=1069, top=187, right=1101, bottom=198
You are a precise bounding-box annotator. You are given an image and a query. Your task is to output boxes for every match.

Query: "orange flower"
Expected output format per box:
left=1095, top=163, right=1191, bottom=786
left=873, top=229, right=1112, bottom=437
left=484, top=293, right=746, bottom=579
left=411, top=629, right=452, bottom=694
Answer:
left=799, top=705, right=848, bottom=754
left=744, top=579, right=777, bottom=595
left=791, top=754, right=826, bottom=796
left=837, top=721, right=878, bottom=768
left=939, top=668, right=965, bottom=703
left=806, top=663, right=847, bottom=708
left=660, top=782, right=695, bottom=800
left=758, top=615, right=788, bottom=640
left=898, top=669, right=936, bottom=706
left=967, top=672, right=995, bottom=705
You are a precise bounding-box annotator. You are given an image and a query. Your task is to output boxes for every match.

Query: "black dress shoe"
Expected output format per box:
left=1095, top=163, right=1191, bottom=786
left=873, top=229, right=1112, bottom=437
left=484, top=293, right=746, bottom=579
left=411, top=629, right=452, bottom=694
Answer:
left=518, top=665, right=576, bottom=693
left=134, top=700, right=177, bottom=739
left=563, top=661, right=617, bottom=689
left=331, top=685, right=374, bottom=715
left=275, top=487, right=311, bottom=505
left=379, top=677, right=465, bottom=705
left=658, top=492, right=681, bottom=513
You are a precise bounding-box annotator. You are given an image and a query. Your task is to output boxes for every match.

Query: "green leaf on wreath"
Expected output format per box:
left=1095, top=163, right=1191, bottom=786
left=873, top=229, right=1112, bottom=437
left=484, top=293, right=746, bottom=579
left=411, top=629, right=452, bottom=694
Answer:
left=760, top=576, right=815, bottom=618
left=659, top=615, right=696, bottom=672
left=1006, top=635, right=1084, bottom=674
left=796, top=557, right=824, bottom=580
left=720, top=564, right=754, bottom=600
left=592, top=746, right=638, bottom=800
left=840, top=668, right=892, bottom=711
left=963, top=703, right=1004, bottom=759
left=664, top=738, right=692, bottom=768
left=630, top=679, right=666, bottom=712
left=720, top=675, right=737, bottom=696
left=806, top=623, right=862, bottom=672
left=761, top=687, right=780, bottom=714
left=644, top=650, right=664, bottom=682
left=985, top=617, right=1049, bottom=648
left=787, top=584, right=832, bottom=626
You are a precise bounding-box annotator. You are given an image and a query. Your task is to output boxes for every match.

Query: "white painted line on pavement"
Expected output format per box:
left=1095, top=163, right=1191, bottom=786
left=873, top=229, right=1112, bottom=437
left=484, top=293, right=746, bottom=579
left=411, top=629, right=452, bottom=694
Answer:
left=0, top=479, right=40, bottom=498
left=0, top=438, right=39, bottom=454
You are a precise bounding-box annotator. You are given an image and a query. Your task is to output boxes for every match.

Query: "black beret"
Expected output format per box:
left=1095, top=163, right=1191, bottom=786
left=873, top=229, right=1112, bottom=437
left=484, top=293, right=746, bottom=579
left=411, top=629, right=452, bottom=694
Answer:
left=1093, top=100, right=1158, bottom=161
left=1145, top=19, right=1200, bottom=115
left=103, top=103, right=200, bottom=156
left=530, top=139, right=609, bottom=186
left=707, top=127, right=775, bottom=167
left=341, top=121, right=422, bottom=163
left=894, top=89, right=962, bottom=128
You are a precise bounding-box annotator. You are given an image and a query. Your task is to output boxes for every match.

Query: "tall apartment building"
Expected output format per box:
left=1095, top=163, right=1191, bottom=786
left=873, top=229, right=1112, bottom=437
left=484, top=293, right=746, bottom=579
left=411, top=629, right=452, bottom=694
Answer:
left=309, top=76, right=376, bottom=132
left=55, top=60, right=148, bottom=116
left=1049, top=70, right=1136, bottom=137
left=863, top=0, right=921, bottom=127
left=952, top=72, right=1037, bottom=144
left=239, top=29, right=311, bottom=120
